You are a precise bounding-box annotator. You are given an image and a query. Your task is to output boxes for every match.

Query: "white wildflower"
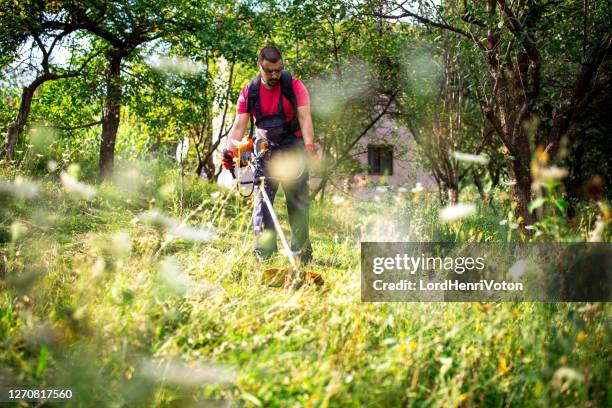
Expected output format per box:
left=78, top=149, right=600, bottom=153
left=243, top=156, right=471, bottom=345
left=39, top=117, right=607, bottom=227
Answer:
left=439, top=357, right=453, bottom=375
left=411, top=182, right=424, bottom=193
left=172, top=225, right=216, bottom=242
left=552, top=366, right=585, bottom=392
left=0, top=176, right=39, bottom=199
left=331, top=195, right=345, bottom=205
left=140, top=210, right=178, bottom=229
left=60, top=172, right=96, bottom=199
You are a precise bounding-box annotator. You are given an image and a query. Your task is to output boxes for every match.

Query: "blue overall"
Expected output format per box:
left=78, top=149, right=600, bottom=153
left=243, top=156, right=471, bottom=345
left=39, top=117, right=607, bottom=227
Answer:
left=251, top=89, right=312, bottom=261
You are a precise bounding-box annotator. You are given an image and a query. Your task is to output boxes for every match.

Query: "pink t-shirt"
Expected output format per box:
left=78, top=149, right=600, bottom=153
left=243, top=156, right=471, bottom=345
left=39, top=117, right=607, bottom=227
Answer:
left=237, top=77, right=310, bottom=137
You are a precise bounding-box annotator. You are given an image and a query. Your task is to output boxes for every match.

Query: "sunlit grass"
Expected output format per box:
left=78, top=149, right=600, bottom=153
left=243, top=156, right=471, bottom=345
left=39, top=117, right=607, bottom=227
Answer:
left=1, top=162, right=610, bottom=407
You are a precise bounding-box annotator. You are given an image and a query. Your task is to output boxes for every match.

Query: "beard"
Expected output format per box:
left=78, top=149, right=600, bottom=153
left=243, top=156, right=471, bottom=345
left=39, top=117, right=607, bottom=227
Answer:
left=266, top=78, right=279, bottom=86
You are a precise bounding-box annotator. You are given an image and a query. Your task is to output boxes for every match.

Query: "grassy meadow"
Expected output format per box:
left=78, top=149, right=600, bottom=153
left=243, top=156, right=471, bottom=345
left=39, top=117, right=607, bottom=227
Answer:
left=1, top=160, right=611, bottom=407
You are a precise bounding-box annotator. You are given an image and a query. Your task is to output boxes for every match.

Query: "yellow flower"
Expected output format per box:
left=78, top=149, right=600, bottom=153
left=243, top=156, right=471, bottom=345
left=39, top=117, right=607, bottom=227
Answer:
left=498, top=357, right=509, bottom=375
left=577, top=331, right=586, bottom=343
left=535, top=146, right=549, bottom=164
left=534, top=382, right=543, bottom=396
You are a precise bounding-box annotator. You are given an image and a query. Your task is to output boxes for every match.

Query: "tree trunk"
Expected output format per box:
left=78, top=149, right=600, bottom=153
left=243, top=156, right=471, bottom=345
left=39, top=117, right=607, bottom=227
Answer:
left=196, top=152, right=216, bottom=182
left=472, top=170, right=486, bottom=201
left=99, top=50, right=122, bottom=179
left=503, top=144, right=535, bottom=226
left=447, top=186, right=459, bottom=205
left=3, top=83, right=38, bottom=159
left=437, top=179, right=448, bottom=206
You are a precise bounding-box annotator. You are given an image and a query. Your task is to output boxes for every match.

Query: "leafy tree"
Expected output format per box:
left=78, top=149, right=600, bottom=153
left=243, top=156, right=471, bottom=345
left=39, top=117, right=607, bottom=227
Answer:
left=0, top=0, right=98, bottom=159
left=370, top=0, right=611, bottom=227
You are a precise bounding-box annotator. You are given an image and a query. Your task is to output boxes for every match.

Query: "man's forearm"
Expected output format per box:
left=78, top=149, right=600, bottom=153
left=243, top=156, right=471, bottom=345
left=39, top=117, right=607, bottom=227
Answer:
left=227, top=113, right=249, bottom=152
left=298, top=107, right=315, bottom=146
left=302, top=119, right=314, bottom=146
left=227, top=128, right=243, bottom=152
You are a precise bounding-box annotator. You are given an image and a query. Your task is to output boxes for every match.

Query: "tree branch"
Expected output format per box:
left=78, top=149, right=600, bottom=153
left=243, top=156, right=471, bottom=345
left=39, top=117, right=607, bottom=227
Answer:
left=367, top=7, right=471, bottom=38
left=47, top=120, right=103, bottom=131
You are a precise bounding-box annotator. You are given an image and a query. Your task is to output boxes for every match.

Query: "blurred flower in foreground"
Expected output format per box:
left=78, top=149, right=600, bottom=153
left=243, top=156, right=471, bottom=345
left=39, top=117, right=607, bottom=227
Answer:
left=539, top=166, right=568, bottom=181
left=331, top=195, right=345, bottom=205
left=159, top=257, right=192, bottom=294
left=411, top=182, right=424, bottom=193
left=0, top=176, right=39, bottom=199
left=268, top=151, right=306, bottom=184
left=587, top=219, right=605, bottom=242
left=146, top=55, right=204, bottom=76
left=112, top=166, right=145, bottom=195
left=439, top=357, right=453, bottom=375
left=140, top=210, right=176, bottom=230
left=111, top=231, right=132, bottom=259
left=172, top=225, right=216, bottom=242
left=552, top=366, right=584, bottom=392
left=10, top=221, right=28, bottom=241
left=140, top=210, right=216, bottom=242
left=60, top=172, right=96, bottom=200
left=451, top=151, right=489, bottom=165
left=508, top=259, right=528, bottom=280
left=439, top=203, right=476, bottom=222
left=140, top=359, right=236, bottom=387
left=47, top=160, right=58, bottom=172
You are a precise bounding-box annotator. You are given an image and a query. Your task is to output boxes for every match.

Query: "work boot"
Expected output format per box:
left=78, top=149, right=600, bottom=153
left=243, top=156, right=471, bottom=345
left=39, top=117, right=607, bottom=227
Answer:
left=294, top=245, right=313, bottom=265
left=254, top=248, right=274, bottom=262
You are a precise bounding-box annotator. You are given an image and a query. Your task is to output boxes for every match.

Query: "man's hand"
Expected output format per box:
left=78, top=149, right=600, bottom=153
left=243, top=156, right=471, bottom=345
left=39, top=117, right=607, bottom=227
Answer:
left=306, top=143, right=320, bottom=162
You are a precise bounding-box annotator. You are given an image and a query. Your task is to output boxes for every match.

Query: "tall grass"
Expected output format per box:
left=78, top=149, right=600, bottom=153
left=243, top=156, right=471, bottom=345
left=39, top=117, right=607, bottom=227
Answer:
left=1, top=162, right=610, bottom=407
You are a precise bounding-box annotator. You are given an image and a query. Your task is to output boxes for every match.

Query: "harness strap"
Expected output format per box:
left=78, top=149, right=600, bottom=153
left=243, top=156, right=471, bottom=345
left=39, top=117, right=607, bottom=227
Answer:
left=245, top=71, right=301, bottom=139
left=246, top=75, right=261, bottom=139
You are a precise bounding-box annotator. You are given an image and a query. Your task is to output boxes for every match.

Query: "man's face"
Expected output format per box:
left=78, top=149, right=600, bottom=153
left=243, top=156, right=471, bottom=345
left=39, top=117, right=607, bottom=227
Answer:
left=259, top=59, right=284, bottom=87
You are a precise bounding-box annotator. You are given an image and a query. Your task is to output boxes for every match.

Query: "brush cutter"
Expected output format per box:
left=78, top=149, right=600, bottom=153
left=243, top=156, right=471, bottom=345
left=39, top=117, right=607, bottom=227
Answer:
left=227, top=136, right=323, bottom=290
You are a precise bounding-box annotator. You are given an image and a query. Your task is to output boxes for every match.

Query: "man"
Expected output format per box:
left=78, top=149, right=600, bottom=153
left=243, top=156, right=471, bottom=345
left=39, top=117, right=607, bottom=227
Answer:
left=222, top=46, right=317, bottom=263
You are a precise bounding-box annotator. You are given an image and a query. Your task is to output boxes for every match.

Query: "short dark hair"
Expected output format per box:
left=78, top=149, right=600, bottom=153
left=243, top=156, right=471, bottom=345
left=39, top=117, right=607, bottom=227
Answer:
left=258, top=46, right=282, bottom=63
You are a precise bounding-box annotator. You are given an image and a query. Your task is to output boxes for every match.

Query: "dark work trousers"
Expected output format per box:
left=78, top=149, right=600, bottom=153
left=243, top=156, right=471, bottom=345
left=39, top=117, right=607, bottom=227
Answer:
left=253, top=135, right=312, bottom=260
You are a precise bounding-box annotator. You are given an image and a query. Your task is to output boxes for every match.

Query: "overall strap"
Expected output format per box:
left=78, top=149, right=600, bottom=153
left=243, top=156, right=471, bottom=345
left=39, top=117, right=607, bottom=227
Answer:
left=277, top=84, right=285, bottom=115
left=280, top=70, right=300, bottom=133
left=246, top=75, right=261, bottom=139
left=280, top=71, right=297, bottom=113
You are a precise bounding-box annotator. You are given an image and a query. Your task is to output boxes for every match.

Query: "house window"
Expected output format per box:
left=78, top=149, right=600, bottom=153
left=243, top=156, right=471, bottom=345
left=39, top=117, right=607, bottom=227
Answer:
left=367, top=144, right=393, bottom=176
